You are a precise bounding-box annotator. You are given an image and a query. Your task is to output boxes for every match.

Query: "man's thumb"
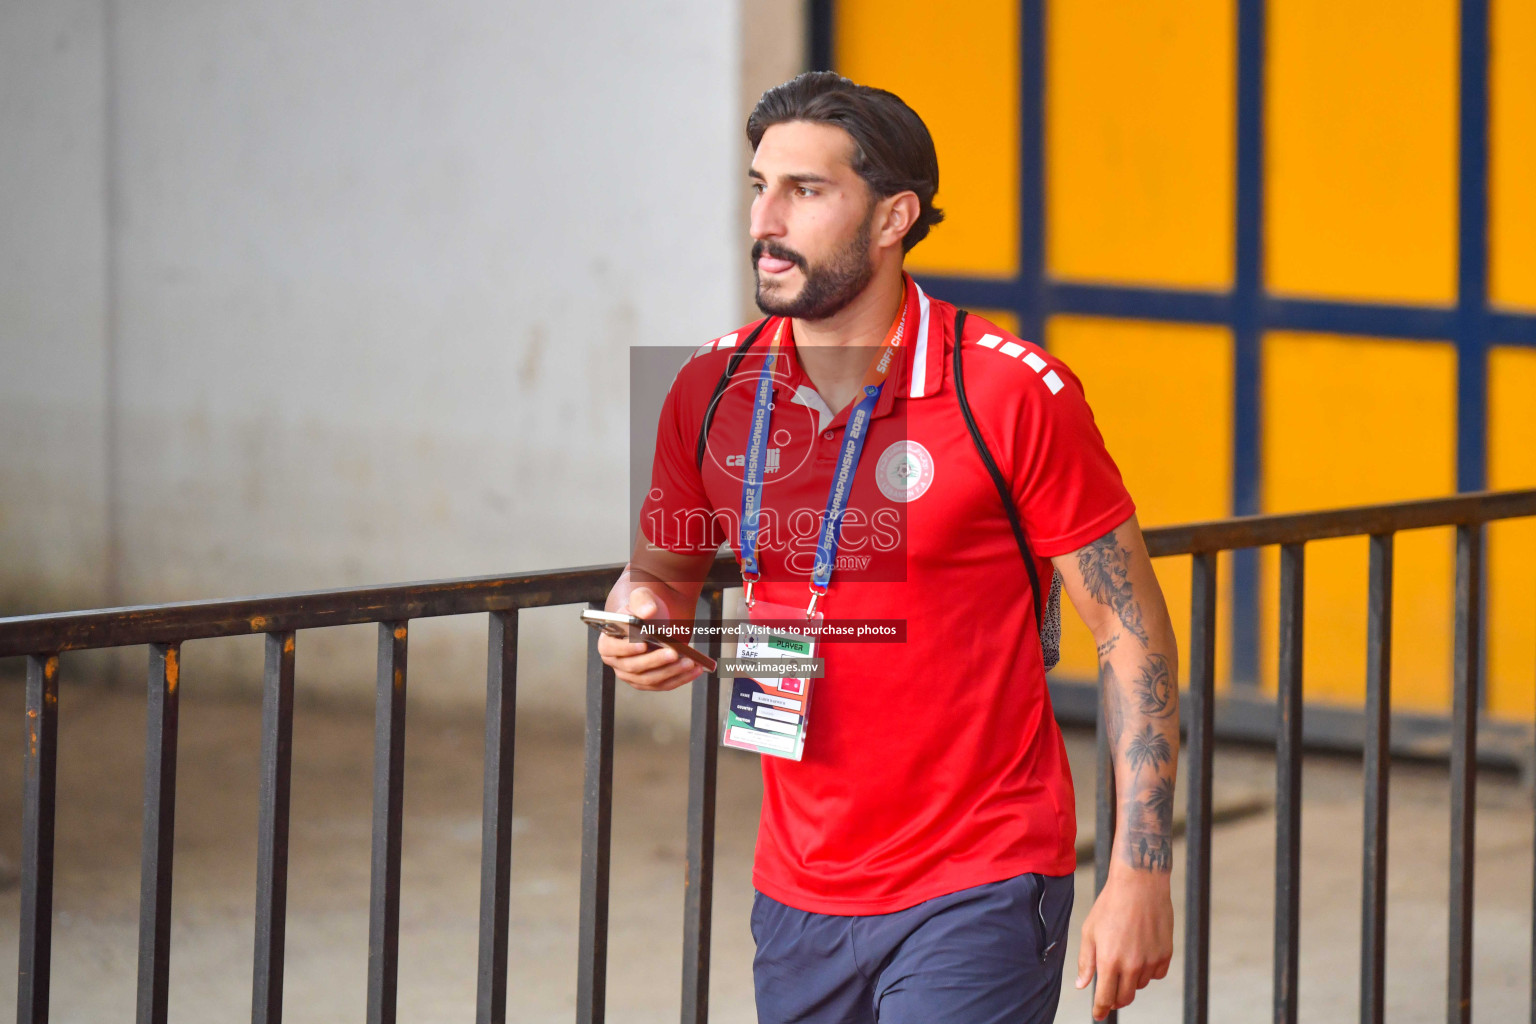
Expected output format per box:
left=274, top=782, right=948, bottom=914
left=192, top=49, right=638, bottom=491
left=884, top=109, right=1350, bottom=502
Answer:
left=1076, top=929, right=1095, bottom=989
left=629, top=587, right=659, bottom=618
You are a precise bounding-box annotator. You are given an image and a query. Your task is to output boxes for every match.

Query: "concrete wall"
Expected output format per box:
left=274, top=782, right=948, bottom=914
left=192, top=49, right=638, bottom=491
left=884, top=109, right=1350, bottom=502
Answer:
left=0, top=2, right=112, bottom=614
left=0, top=0, right=807, bottom=727
left=739, top=0, right=806, bottom=317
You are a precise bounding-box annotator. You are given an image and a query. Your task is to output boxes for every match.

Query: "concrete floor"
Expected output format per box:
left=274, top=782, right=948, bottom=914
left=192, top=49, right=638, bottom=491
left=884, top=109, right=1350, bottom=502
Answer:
left=0, top=683, right=1532, bottom=1023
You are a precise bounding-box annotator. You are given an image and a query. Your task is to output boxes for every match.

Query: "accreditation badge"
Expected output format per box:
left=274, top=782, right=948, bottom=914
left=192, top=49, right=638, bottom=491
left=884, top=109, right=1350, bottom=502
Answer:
left=721, top=597, right=821, bottom=761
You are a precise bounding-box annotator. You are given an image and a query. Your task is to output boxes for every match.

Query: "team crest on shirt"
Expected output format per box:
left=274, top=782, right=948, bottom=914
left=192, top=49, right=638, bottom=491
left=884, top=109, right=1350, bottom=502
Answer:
left=875, top=440, right=935, bottom=502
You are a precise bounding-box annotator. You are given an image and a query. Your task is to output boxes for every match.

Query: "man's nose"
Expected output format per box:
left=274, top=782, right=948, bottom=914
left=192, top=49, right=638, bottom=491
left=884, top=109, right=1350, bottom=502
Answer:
left=750, top=191, right=786, bottom=241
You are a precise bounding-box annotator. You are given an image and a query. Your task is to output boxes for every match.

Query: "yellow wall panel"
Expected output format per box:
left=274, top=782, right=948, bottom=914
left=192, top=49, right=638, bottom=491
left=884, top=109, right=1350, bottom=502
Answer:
left=971, top=308, right=1021, bottom=337
left=1260, top=334, right=1457, bottom=710
left=1491, top=0, right=1536, bottom=310
left=1267, top=0, right=1458, bottom=305
left=1487, top=347, right=1536, bottom=719
left=1046, top=0, right=1234, bottom=289
left=1047, top=318, right=1234, bottom=687
left=835, top=0, right=1018, bottom=276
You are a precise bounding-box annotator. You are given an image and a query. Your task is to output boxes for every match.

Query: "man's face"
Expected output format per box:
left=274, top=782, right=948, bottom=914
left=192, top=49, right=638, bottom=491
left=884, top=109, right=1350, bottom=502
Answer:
left=749, top=121, right=879, bottom=320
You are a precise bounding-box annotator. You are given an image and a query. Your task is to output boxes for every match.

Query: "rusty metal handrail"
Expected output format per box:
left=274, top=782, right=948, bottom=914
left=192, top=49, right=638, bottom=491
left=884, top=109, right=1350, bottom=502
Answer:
left=4, top=489, right=1532, bottom=656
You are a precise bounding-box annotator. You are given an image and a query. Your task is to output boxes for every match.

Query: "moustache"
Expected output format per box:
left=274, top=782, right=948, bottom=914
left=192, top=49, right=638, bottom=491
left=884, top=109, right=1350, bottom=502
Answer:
left=751, top=240, right=808, bottom=272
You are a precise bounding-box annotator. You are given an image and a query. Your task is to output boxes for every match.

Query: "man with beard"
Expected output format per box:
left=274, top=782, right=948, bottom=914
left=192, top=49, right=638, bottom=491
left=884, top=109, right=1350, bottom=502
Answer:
left=599, top=72, right=1180, bottom=1024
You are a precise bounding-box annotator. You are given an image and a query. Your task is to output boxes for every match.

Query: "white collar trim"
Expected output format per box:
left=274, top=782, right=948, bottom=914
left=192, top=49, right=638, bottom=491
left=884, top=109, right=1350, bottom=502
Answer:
left=791, top=384, right=835, bottom=433
left=909, top=281, right=933, bottom=399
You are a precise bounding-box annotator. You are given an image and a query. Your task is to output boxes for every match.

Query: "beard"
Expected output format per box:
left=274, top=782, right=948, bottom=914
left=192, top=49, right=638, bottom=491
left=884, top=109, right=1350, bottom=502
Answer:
left=752, top=205, right=877, bottom=321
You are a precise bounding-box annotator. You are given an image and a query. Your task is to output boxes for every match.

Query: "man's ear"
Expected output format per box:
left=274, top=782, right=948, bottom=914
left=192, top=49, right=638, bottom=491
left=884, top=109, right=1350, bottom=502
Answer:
left=874, top=191, right=921, bottom=251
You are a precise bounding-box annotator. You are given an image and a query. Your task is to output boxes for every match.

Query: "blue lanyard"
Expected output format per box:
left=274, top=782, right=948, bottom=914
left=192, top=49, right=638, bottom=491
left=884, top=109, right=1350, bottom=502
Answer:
left=739, top=309, right=905, bottom=616
left=738, top=337, right=779, bottom=587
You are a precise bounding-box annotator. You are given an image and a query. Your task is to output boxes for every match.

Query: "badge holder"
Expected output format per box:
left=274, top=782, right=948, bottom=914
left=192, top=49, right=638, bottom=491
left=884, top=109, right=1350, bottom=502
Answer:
left=721, top=594, right=821, bottom=761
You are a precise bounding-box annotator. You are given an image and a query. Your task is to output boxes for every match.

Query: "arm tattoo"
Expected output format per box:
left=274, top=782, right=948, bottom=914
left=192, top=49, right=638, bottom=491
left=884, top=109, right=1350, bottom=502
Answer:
left=1087, top=529, right=1177, bottom=873
left=1121, top=725, right=1176, bottom=872
left=1125, top=724, right=1172, bottom=775
left=1100, top=661, right=1125, bottom=750
left=1134, top=653, right=1175, bottom=718
left=1077, top=531, right=1149, bottom=646
left=1124, top=774, right=1175, bottom=871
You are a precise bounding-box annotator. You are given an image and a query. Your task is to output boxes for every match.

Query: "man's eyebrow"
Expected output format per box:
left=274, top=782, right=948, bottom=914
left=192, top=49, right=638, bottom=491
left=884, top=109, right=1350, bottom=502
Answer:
left=747, top=169, right=836, bottom=186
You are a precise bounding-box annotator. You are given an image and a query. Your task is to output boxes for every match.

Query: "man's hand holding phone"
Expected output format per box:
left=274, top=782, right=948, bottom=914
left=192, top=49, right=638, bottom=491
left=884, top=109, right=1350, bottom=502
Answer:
left=595, top=585, right=707, bottom=692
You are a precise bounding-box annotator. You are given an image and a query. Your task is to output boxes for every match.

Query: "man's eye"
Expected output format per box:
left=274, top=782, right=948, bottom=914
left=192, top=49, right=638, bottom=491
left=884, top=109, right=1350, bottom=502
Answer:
left=751, top=182, right=766, bottom=195
left=795, top=186, right=815, bottom=197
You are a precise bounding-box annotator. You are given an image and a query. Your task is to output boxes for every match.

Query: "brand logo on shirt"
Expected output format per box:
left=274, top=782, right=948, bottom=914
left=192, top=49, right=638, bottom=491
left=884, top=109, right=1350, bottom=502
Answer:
left=874, top=440, right=934, bottom=502
left=726, top=448, right=781, bottom=473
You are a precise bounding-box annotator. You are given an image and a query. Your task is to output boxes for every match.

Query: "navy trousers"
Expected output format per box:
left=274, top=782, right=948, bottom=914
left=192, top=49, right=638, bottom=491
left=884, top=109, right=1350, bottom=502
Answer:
left=751, top=871, right=1076, bottom=1024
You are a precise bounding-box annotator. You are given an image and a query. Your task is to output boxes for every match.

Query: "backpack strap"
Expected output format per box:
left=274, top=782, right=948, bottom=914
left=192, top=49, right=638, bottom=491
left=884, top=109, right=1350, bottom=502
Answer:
left=951, top=308, right=1045, bottom=628
left=695, top=317, right=773, bottom=470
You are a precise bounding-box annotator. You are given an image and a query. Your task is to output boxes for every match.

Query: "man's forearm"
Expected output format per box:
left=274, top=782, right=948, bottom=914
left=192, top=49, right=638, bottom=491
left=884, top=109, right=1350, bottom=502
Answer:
left=1099, top=640, right=1179, bottom=873
left=1074, top=527, right=1180, bottom=875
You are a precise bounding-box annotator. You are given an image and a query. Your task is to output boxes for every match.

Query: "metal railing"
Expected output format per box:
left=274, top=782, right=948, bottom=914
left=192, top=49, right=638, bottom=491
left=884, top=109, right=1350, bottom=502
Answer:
left=4, top=487, right=1535, bottom=1024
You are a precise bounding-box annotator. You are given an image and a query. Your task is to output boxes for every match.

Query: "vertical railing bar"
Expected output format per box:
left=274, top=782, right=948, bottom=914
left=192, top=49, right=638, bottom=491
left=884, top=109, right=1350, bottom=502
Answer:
left=137, top=641, right=182, bottom=1024
left=476, top=610, right=519, bottom=1024
left=1274, top=543, right=1305, bottom=1024
left=366, top=621, right=409, bottom=1024
left=1448, top=523, right=1481, bottom=1024
left=1183, top=553, right=1217, bottom=1024
left=17, top=652, right=60, bottom=1024
left=252, top=631, right=297, bottom=1024
left=681, top=588, right=724, bottom=1024
left=577, top=602, right=617, bottom=1024
left=1095, top=641, right=1118, bottom=1024
left=1229, top=0, right=1268, bottom=689
left=1361, top=534, right=1394, bottom=1024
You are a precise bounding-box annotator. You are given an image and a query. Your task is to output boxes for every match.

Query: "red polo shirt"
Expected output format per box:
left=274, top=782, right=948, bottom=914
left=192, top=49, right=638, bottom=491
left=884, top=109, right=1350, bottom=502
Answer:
left=641, top=275, right=1135, bottom=914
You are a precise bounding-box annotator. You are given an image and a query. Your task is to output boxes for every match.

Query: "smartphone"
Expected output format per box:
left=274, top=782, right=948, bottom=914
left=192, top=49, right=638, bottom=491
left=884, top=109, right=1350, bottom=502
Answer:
left=581, top=608, right=718, bottom=674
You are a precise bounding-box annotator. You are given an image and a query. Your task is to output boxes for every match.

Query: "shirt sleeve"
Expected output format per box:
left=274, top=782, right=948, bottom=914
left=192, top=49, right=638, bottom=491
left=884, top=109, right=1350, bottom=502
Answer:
left=1008, top=361, right=1137, bottom=559
left=638, top=371, right=727, bottom=555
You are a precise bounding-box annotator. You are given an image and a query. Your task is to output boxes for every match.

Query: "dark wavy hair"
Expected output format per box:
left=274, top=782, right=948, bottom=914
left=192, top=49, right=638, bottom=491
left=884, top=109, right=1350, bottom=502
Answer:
left=746, top=71, right=944, bottom=252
